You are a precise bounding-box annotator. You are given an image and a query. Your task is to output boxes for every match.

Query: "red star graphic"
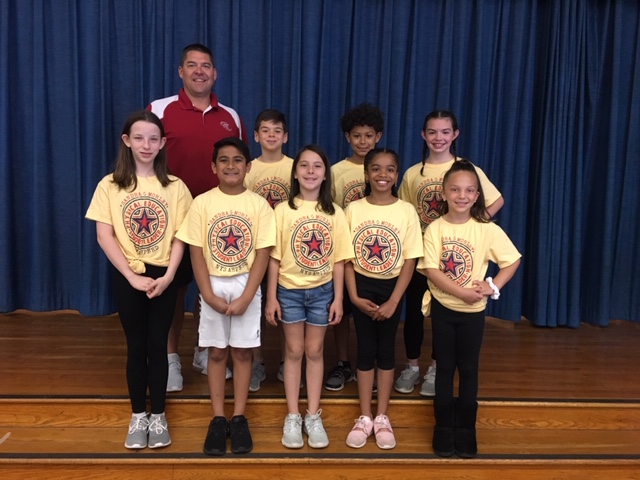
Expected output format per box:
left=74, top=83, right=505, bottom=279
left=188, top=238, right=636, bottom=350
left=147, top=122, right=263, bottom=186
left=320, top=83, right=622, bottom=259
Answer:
left=220, top=227, right=243, bottom=252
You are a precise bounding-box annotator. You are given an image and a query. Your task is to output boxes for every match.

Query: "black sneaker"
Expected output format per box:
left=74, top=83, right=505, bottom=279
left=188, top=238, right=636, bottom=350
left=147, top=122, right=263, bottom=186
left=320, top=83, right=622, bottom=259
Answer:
left=324, top=361, right=354, bottom=391
left=203, top=416, right=229, bottom=456
left=229, top=415, right=253, bottom=454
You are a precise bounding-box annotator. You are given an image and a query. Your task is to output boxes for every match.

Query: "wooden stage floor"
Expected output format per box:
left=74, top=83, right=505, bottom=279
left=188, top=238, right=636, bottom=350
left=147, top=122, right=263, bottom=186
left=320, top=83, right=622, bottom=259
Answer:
left=1, top=310, right=639, bottom=402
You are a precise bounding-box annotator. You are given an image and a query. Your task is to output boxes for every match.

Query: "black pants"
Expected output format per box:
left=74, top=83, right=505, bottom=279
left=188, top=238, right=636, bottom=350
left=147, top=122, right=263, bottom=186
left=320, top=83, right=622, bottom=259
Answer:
left=403, top=269, right=430, bottom=360
left=114, top=264, right=177, bottom=414
left=431, top=297, right=484, bottom=428
left=352, top=273, right=401, bottom=371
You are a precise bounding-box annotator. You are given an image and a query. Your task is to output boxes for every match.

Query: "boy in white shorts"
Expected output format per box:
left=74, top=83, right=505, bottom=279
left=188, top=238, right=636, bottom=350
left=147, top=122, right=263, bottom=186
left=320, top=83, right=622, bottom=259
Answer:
left=177, top=137, right=276, bottom=455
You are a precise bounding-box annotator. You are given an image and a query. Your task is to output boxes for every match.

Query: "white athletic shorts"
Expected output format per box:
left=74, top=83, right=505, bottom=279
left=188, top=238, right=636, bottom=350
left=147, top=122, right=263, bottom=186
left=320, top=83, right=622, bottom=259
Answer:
left=198, top=273, right=261, bottom=349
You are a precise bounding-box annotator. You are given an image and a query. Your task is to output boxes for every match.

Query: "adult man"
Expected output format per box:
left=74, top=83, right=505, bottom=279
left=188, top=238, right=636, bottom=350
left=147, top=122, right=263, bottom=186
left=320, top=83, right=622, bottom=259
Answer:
left=148, top=43, right=248, bottom=392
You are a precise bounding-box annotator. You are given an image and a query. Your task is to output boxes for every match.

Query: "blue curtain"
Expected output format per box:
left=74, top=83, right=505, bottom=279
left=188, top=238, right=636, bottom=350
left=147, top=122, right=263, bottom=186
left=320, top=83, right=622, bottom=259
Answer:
left=0, top=0, right=638, bottom=327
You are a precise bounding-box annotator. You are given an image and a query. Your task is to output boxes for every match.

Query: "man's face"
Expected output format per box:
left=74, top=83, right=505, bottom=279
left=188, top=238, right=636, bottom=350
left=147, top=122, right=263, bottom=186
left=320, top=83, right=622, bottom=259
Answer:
left=178, top=50, right=217, bottom=99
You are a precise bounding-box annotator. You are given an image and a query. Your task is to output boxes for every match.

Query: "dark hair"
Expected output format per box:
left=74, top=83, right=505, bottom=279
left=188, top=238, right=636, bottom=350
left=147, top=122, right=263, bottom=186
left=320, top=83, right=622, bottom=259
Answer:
left=180, top=43, right=215, bottom=67
left=112, top=110, right=171, bottom=191
left=363, top=148, right=399, bottom=198
left=254, top=109, right=288, bottom=133
left=341, top=102, right=384, bottom=133
left=420, top=110, right=459, bottom=175
left=437, top=159, right=490, bottom=223
left=212, top=137, right=251, bottom=164
left=288, top=144, right=335, bottom=214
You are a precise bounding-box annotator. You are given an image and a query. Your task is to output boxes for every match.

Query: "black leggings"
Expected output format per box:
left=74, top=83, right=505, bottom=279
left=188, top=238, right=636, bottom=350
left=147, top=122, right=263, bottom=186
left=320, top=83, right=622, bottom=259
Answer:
left=352, top=273, right=401, bottom=371
left=403, top=269, right=430, bottom=360
left=431, top=297, right=484, bottom=428
left=114, top=264, right=177, bottom=414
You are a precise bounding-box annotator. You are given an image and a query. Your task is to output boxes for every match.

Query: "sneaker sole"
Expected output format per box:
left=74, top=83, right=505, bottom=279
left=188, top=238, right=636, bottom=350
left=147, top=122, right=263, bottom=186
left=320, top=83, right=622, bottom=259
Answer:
left=281, top=438, right=304, bottom=449
left=325, top=375, right=354, bottom=391
left=249, top=373, right=267, bottom=392
left=124, top=442, right=147, bottom=449
left=192, top=364, right=207, bottom=375
left=346, top=439, right=367, bottom=449
left=231, top=445, right=253, bottom=454
left=203, top=446, right=226, bottom=456
left=148, top=439, right=171, bottom=449
left=419, top=389, right=435, bottom=397
left=394, top=384, right=417, bottom=394
left=166, top=385, right=183, bottom=392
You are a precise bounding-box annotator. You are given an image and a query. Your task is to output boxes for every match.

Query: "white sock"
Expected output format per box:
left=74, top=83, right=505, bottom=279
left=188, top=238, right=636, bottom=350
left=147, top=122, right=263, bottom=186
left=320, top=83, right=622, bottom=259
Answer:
left=132, top=412, right=148, bottom=420
left=410, top=365, right=420, bottom=372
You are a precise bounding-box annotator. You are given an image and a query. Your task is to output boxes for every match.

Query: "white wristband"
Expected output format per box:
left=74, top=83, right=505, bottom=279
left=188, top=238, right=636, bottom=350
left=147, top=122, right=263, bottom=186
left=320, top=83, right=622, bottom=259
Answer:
left=485, top=277, right=500, bottom=300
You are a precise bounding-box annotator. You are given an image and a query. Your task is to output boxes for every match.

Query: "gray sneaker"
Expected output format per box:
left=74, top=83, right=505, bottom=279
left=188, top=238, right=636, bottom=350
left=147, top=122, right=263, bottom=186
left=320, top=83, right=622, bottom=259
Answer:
left=166, top=353, right=183, bottom=392
left=394, top=364, right=421, bottom=393
left=281, top=413, right=303, bottom=449
left=124, top=414, right=149, bottom=449
left=419, top=365, right=436, bottom=397
left=277, top=361, right=304, bottom=389
left=249, top=361, right=266, bottom=392
left=324, top=361, right=354, bottom=391
left=148, top=413, right=171, bottom=448
left=304, top=409, right=329, bottom=448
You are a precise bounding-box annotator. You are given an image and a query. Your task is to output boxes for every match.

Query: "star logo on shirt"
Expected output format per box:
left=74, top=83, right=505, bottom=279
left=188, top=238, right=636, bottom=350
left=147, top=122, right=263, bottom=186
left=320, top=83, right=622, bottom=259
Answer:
left=302, top=231, right=324, bottom=257
left=265, top=190, right=282, bottom=208
left=363, top=236, right=389, bottom=263
left=441, top=251, right=465, bottom=278
left=131, top=208, right=157, bottom=236
left=219, top=226, right=243, bottom=253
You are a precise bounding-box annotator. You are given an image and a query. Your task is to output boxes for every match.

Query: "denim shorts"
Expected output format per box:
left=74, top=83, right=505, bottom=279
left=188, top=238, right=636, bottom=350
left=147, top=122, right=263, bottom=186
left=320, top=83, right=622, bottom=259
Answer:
left=277, top=280, right=334, bottom=326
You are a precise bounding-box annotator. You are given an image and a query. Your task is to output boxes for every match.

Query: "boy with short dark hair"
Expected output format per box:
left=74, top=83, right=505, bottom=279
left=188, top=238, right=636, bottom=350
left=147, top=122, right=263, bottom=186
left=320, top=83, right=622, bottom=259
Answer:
left=244, top=109, right=294, bottom=392
left=325, top=103, right=384, bottom=391
left=177, top=136, right=275, bottom=455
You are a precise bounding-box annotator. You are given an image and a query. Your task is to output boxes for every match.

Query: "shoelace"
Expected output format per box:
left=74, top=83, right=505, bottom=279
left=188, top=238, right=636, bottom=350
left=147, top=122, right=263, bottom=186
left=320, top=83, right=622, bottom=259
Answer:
left=305, top=411, right=324, bottom=433
left=400, top=368, right=416, bottom=380
left=374, top=415, right=392, bottom=432
left=330, top=366, right=349, bottom=379
left=284, top=416, right=301, bottom=433
left=148, top=417, right=167, bottom=434
left=129, top=417, right=149, bottom=434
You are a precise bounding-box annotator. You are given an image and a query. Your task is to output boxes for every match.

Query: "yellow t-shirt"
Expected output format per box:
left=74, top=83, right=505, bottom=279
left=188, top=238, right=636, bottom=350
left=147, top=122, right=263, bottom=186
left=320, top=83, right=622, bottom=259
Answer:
left=331, top=158, right=365, bottom=209
left=85, top=174, right=192, bottom=273
left=398, top=158, right=502, bottom=231
left=345, top=198, right=423, bottom=279
left=176, top=188, right=276, bottom=277
left=244, top=155, right=294, bottom=209
left=271, top=198, right=353, bottom=289
left=418, top=217, right=521, bottom=312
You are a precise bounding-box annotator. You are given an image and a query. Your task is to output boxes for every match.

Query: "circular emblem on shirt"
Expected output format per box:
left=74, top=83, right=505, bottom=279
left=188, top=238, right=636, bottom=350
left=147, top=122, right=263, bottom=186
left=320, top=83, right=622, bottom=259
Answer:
left=342, top=182, right=365, bottom=208
left=208, top=215, right=253, bottom=268
left=254, top=178, right=290, bottom=208
left=122, top=196, right=168, bottom=250
left=440, top=240, right=474, bottom=286
left=353, top=224, right=401, bottom=275
left=417, top=181, right=443, bottom=228
left=291, top=217, right=334, bottom=272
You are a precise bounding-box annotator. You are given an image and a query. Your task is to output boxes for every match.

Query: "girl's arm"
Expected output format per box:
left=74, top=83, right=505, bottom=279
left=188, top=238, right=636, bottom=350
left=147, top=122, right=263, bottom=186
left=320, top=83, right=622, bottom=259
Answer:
left=426, top=267, right=485, bottom=305
left=472, top=259, right=521, bottom=297
left=345, top=262, right=378, bottom=318
left=373, top=258, right=416, bottom=321
left=328, top=260, right=344, bottom=326
left=487, top=196, right=505, bottom=218
left=264, top=257, right=281, bottom=326
left=190, top=245, right=229, bottom=314
left=226, top=247, right=271, bottom=316
left=146, top=238, right=185, bottom=299
left=96, top=222, right=153, bottom=292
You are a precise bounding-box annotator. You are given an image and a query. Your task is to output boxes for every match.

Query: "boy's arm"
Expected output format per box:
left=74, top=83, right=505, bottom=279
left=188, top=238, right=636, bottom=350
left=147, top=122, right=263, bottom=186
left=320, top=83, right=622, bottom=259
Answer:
left=96, top=222, right=153, bottom=292
left=226, top=247, right=271, bottom=316
left=372, top=258, right=416, bottom=321
left=190, top=245, right=229, bottom=314
left=264, top=256, right=281, bottom=326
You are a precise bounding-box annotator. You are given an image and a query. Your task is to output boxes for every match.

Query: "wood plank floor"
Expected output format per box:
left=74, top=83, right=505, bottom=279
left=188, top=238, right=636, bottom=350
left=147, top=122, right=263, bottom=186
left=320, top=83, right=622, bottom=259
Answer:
left=1, top=309, right=639, bottom=400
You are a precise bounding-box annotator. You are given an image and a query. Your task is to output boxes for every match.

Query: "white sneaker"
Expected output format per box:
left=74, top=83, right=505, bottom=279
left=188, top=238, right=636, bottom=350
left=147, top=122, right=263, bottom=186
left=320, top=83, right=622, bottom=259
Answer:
left=166, top=353, right=183, bottom=392
left=304, top=409, right=329, bottom=448
left=192, top=347, right=232, bottom=379
left=282, top=413, right=303, bottom=449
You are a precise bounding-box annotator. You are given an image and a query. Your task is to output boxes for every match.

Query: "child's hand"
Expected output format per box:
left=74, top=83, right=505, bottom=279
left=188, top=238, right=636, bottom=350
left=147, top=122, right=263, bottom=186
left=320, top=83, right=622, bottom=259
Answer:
left=128, top=274, right=154, bottom=293
left=472, top=280, right=494, bottom=298
left=226, top=296, right=251, bottom=316
left=459, top=286, right=485, bottom=305
left=202, top=293, right=229, bottom=314
left=352, top=296, right=379, bottom=318
left=265, top=298, right=281, bottom=327
left=371, top=299, right=398, bottom=322
left=328, top=300, right=343, bottom=326
left=146, top=275, right=172, bottom=299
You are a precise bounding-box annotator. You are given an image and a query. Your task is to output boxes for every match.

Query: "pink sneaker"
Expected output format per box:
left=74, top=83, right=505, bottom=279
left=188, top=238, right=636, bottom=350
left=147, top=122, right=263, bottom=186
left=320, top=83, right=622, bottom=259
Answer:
left=373, top=414, right=396, bottom=449
left=346, top=415, right=373, bottom=448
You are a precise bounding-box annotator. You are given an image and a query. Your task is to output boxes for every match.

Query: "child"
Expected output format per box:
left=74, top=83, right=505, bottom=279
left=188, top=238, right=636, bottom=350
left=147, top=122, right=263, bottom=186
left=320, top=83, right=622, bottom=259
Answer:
left=265, top=145, right=352, bottom=449
left=419, top=159, right=520, bottom=458
left=344, top=148, right=422, bottom=450
left=244, top=109, right=294, bottom=392
left=326, top=103, right=384, bottom=391
left=176, top=137, right=275, bottom=455
left=395, top=110, right=504, bottom=397
left=85, top=110, right=192, bottom=449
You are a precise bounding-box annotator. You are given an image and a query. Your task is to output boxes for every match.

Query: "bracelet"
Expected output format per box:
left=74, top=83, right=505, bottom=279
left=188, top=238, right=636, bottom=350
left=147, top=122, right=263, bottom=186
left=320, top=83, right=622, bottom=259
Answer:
left=485, top=277, right=500, bottom=300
